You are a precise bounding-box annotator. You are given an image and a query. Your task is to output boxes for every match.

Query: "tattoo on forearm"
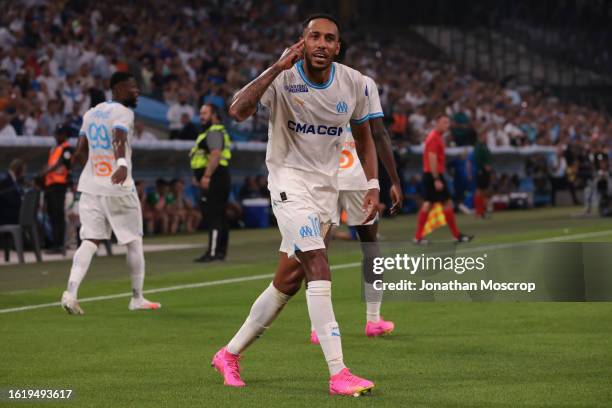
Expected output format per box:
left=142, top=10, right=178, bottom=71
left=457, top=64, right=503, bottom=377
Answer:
left=231, top=66, right=281, bottom=119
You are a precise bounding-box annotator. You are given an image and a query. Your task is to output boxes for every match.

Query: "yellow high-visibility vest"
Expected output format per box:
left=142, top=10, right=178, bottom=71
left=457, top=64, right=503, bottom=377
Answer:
left=190, top=124, right=232, bottom=169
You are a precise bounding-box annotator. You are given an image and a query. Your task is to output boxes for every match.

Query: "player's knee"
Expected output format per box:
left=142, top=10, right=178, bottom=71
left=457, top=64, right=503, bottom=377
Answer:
left=83, top=239, right=101, bottom=247
left=299, top=250, right=331, bottom=281
left=421, top=202, right=432, bottom=212
left=126, top=237, right=143, bottom=251
left=273, top=278, right=301, bottom=296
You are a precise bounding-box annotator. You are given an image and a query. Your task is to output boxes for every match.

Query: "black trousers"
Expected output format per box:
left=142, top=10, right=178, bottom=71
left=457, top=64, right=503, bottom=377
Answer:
left=45, top=184, right=67, bottom=248
left=195, top=166, right=231, bottom=258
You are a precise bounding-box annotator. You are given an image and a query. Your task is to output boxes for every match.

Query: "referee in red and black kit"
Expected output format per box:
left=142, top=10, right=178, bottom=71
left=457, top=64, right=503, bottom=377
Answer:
left=413, top=115, right=473, bottom=244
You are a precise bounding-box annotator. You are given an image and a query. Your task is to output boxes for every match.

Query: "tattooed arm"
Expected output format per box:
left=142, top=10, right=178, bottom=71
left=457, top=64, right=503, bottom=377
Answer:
left=229, top=39, right=304, bottom=122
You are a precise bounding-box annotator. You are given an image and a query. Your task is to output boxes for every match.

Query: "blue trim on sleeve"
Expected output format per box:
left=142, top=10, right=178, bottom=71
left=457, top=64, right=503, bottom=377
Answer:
left=112, top=124, right=129, bottom=132
left=79, top=131, right=86, bottom=137
left=368, top=112, right=384, bottom=119
left=296, top=60, right=335, bottom=89
left=351, top=114, right=370, bottom=125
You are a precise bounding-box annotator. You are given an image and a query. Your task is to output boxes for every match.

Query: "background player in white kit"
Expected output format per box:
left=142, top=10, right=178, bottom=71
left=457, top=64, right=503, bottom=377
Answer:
left=60, top=72, right=160, bottom=314
left=310, top=75, right=403, bottom=343
left=212, top=15, right=380, bottom=396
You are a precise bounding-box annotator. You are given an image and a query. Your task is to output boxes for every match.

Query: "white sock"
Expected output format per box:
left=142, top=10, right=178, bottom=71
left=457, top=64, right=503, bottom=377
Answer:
left=365, top=283, right=382, bottom=323
left=304, top=285, right=315, bottom=332
left=306, top=280, right=346, bottom=376
left=126, top=238, right=145, bottom=299
left=226, top=282, right=291, bottom=355
left=67, top=240, right=98, bottom=297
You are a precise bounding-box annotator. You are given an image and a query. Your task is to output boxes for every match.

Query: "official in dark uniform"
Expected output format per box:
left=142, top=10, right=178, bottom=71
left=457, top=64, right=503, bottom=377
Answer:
left=42, top=125, right=74, bottom=253
left=190, top=104, right=232, bottom=262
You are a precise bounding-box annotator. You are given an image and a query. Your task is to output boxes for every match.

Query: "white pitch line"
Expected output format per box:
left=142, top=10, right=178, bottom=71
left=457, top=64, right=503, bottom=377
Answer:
left=0, top=262, right=361, bottom=314
left=1, top=228, right=611, bottom=315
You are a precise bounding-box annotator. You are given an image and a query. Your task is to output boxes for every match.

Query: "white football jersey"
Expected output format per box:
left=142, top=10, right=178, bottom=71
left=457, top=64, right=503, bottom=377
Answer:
left=260, top=61, right=369, bottom=201
left=77, top=101, right=135, bottom=196
left=338, top=75, right=384, bottom=191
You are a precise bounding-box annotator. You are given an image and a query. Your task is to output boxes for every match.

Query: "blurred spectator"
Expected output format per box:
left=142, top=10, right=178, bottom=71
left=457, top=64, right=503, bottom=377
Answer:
left=41, top=125, right=73, bottom=253
left=402, top=175, right=422, bottom=213
left=548, top=145, right=571, bottom=206
left=39, top=99, right=63, bottom=135
left=0, top=111, right=17, bottom=138
left=167, top=179, right=202, bottom=233
left=255, top=174, right=270, bottom=199
left=390, top=106, right=408, bottom=140
left=451, top=109, right=476, bottom=146
left=449, top=149, right=472, bottom=214
left=167, top=92, right=194, bottom=139
left=473, top=132, right=492, bottom=217
left=64, top=103, right=83, bottom=138
left=238, top=176, right=263, bottom=200
left=0, top=158, right=26, bottom=225
left=134, top=121, right=157, bottom=142
left=144, top=178, right=170, bottom=234
left=177, top=113, right=198, bottom=141
left=23, top=107, right=41, bottom=136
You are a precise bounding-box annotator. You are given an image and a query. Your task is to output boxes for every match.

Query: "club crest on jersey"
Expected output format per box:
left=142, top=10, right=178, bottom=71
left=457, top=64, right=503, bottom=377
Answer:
left=336, top=101, right=348, bottom=114
left=285, top=84, right=308, bottom=93
left=300, top=214, right=321, bottom=238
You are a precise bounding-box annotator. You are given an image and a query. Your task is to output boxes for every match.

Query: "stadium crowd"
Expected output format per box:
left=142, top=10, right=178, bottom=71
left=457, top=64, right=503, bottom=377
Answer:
left=1, top=0, right=611, bottom=247
left=1, top=0, right=610, bottom=148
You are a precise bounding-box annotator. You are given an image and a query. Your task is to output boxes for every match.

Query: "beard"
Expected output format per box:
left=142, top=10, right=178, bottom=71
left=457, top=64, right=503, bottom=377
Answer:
left=304, top=53, right=332, bottom=72
left=201, top=120, right=212, bottom=130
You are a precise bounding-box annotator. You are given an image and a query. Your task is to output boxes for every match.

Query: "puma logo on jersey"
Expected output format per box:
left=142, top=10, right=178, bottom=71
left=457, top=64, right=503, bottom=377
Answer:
left=287, top=120, right=343, bottom=136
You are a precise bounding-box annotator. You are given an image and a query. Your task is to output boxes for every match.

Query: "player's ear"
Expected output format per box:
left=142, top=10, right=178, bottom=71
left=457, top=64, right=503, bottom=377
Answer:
left=334, top=41, right=340, bottom=57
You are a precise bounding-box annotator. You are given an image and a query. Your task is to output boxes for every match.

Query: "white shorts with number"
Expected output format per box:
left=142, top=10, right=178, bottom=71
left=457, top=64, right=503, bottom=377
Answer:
left=79, top=192, right=143, bottom=245
left=272, top=192, right=335, bottom=258
left=337, top=190, right=377, bottom=226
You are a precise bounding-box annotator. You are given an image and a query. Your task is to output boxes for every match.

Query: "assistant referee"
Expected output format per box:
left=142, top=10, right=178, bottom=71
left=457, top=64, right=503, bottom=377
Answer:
left=413, top=115, right=473, bottom=244
left=190, top=104, right=232, bottom=262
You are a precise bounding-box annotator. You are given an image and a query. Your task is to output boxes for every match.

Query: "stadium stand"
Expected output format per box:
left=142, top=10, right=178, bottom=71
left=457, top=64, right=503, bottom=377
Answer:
left=0, top=0, right=610, bottom=246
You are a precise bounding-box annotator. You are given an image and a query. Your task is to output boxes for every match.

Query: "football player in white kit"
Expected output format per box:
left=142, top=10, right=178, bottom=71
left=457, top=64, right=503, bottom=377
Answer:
left=309, top=75, right=403, bottom=344
left=212, top=15, right=379, bottom=396
left=60, top=72, right=160, bottom=314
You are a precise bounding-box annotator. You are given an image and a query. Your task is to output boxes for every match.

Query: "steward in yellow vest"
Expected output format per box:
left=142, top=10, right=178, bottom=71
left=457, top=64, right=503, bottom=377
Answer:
left=191, top=104, right=232, bottom=262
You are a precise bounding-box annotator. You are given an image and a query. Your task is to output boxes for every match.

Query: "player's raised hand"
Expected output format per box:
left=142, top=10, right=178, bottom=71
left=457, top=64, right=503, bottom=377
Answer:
left=389, top=183, right=403, bottom=215
left=274, top=39, right=304, bottom=71
left=362, top=188, right=380, bottom=224
left=111, top=166, right=128, bottom=185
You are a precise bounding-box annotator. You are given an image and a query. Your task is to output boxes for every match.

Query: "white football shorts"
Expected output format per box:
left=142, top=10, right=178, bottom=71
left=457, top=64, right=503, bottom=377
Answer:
left=78, top=192, right=143, bottom=245
left=337, top=189, right=377, bottom=226
left=272, top=191, right=336, bottom=258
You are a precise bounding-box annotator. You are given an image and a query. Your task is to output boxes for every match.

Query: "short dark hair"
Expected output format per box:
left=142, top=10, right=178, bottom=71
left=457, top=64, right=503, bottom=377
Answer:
left=302, top=13, right=340, bottom=36
left=110, top=71, right=134, bottom=90
left=204, top=103, right=221, bottom=121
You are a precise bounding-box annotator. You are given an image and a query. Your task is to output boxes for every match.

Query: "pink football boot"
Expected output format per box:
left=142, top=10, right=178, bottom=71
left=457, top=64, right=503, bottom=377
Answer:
left=329, top=368, right=374, bottom=397
left=365, top=318, right=395, bottom=337
left=310, top=330, right=320, bottom=345
left=211, top=347, right=246, bottom=387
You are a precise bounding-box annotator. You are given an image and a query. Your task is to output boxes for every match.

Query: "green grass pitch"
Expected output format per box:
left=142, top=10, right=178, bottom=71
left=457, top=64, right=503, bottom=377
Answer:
left=1, top=207, right=611, bottom=407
